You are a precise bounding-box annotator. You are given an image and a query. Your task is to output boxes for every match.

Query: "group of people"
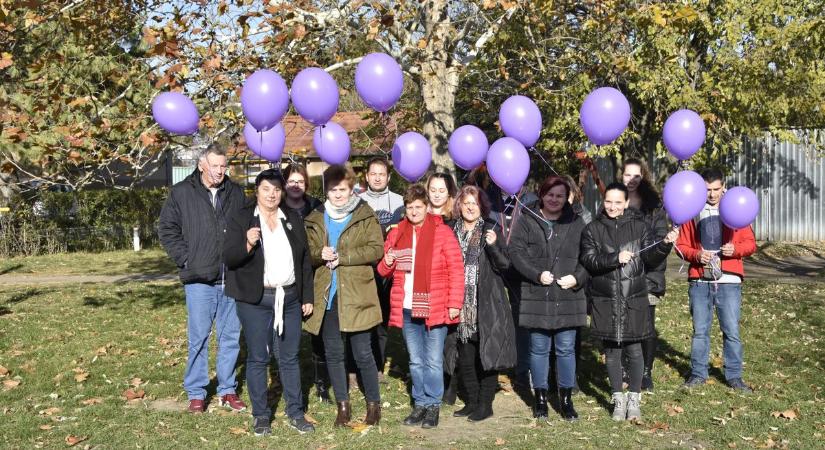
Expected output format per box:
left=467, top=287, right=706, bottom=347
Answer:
left=158, top=144, right=756, bottom=436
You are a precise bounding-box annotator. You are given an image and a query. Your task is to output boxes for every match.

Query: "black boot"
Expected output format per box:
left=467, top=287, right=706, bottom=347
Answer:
left=454, top=371, right=478, bottom=417
left=443, top=373, right=457, bottom=405
left=313, top=358, right=332, bottom=403
left=402, top=406, right=427, bottom=426
left=641, top=335, right=656, bottom=391
left=559, top=387, right=578, bottom=421
left=532, top=388, right=548, bottom=419
left=421, top=405, right=440, bottom=429
left=468, top=372, right=496, bottom=422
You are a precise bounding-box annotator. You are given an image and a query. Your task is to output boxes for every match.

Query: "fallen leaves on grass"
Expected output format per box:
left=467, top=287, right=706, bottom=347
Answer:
left=304, top=413, right=318, bottom=425
left=38, top=425, right=53, bottom=431
left=122, top=388, right=145, bottom=401
left=495, top=438, right=506, bottom=445
left=39, top=407, right=61, bottom=416
left=666, top=404, right=685, bottom=416
left=80, top=398, right=103, bottom=406
left=650, top=421, right=670, bottom=431
left=64, top=435, right=87, bottom=446
left=0, top=365, right=8, bottom=376
left=350, top=423, right=370, bottom=433
left=72, top=368, right=88, bottom=383
left=771, top=409, right=798, bottom=420
left=3, top=379, right=21, bottom=390
left=228, top=426, right=247, bottom=436
left=129, top=377, right=143, bottom=387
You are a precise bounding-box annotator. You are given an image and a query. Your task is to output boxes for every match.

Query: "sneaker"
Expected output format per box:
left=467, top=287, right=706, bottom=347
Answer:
left=219, top=394, right=247, bottom=412
left=626, top=392, right=642, bottom=421
left=611, top=392, right=627, bottom=421
left=681, top=376, right=706, bottom=389
left=287, top=416, right=315, bottom=434
left=252, top=416, right=271, bottom=436
left=188, top=399, right=205, bottom=413
left=727, top=378, right=753, bottom=393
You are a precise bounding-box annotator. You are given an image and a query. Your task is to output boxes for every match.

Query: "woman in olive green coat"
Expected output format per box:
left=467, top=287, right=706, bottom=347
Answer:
left=304, top=164, right=384, bottom=427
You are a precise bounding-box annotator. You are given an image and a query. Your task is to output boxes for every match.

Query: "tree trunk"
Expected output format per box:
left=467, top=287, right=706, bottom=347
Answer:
left=419, top=62, right=459, bottom=173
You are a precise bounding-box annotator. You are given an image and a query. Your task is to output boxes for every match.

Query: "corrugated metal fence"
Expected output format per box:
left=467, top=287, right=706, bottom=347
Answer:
left=581, top=130, right=825, bottom=241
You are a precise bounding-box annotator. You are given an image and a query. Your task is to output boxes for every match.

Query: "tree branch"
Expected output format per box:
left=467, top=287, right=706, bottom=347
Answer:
left=458, top=5, right=519, bottom=65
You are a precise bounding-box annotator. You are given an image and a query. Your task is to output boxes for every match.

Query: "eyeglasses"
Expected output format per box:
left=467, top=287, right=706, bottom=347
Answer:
left=286, top=179, right=305, bottom=186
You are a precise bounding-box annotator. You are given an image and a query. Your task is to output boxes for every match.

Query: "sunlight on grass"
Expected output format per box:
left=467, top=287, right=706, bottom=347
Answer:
left=0, top=280, right=823, bottom=448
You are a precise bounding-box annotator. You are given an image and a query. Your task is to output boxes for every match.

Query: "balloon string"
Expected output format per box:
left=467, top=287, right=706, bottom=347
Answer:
left=530, top=146, right=558, bottom=175
left=513, top=196, right=554, bottom=234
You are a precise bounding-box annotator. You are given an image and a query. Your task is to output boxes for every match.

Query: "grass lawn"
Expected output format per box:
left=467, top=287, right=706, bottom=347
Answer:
left=0, top=249, right=176, bottom=277
left=1, top=278, right=823, bottom=449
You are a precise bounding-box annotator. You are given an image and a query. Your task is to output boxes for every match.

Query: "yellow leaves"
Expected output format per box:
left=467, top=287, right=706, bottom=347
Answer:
left=65, top=435, right=87, bottom=447
left=81, top=398, right=103, bottom=406
left=349, top=423, right=370, bottom=433
left=771, top=409, right=798, bottom=420
left=304, top=413, right=318, bottom=425
left=39, top=424, right=53, bottom=431
left=3, top=379, right=21, bottom=391
left=417, top=38, right=427, bottom=49
left=672, top=6, right=699, bottom=23
left=495, top=437, right=506, bottom=446
left=482, top=0, right=497, bottom=9
left=0, top=52, right=13, bottom=70
left=39, top=407, right=61, bottom=416
left=228, top=426, right=247, bottom=435
left=67, top=97, right=89, bottom=108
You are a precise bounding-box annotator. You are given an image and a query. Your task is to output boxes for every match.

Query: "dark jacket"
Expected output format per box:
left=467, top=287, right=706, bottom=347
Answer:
left=304, top=200, right=385, bottom=334
left=223, top=200, right=313, bottom=305
left=447, top=219, right=517, bottom=372
left=631, top=205, right=669, bottom=297
left=510, top=202, right=589, bottom=331
left=288, top=195, right=322, bottom=220
left=158, top=169, right=245, bottom=284
left=579, top=209, right=672, bottom=343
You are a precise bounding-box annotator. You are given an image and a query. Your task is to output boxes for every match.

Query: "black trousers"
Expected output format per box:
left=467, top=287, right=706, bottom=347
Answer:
left=321, top=299, right=380, bottom=402
left=458, top=336, right=498, bottom=408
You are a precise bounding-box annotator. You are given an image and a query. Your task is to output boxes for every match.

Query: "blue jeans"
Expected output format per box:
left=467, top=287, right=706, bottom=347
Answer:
left=183, top=283, right=241, bottom=400
left=402, top=309, right=449, bottom=407
left=688, top=282, right=744, bottom=381
left=529, top=328, right=577, bottom=389
left=235, top=286, right=303, bottom=419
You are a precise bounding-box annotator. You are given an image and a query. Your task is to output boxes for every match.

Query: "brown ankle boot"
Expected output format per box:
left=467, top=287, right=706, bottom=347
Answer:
left=334, top=400, right=351, bottom=427
left=365, top=401, right=381, bottom=425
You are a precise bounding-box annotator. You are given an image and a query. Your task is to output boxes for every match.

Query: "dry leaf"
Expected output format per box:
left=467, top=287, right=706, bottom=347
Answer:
left=122, top=389, right=145, bottom=401
left=304, top=413, right=318, bottom=425
left=350, top=423, right=369, bottom=433
left=39, top=424, right=53, bottom=430
left=728, top=443, right=737, bottom=448
left=771, top=409, right=798, bottom=420
left=2, top=379, right=21, bottom=390
left=229, top=426, right=247, bottom=435
left=64, top=435, right=87, bottom=446
left=0, top=365, right=8, bottom=376
left=667, top=404, right=685, bottom=416
left=74, top=372, right=89, bottom=383
left=81, top=398, right=103, bottom=406
left=495, top=437, right=506, bottom=445
left=95, top=347, right=108, bottom=356
left=129, top=377, right=143, bottom=387
left=650, top=421, right=670, bottom=431
left=39, top=407, right=61, bottom=416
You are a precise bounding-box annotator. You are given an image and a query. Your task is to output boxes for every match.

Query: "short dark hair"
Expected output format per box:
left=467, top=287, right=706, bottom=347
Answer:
left=366, top=157, right=391, bottom=174
left=453, top=185, right=491, bottom=220
left=255, top=168, right=285, bottom=189
left=701, top=167, right=725, bottom=184
left=604, top=181, right=629, bottom=200
left=323, top=164, right=356, bottom=191
left=403, top=184, right=428, bottom=206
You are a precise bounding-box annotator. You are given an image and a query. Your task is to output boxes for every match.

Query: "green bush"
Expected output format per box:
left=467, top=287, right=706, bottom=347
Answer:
left=0, top=188, right=168, bottom=257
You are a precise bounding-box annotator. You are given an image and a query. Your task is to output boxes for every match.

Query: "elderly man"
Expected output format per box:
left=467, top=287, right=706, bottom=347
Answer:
left=158, top=143, right=247, bottom=413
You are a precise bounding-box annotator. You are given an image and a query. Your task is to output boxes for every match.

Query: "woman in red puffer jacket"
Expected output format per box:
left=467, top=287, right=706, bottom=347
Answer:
left=378, top=184, right=465, bottom=429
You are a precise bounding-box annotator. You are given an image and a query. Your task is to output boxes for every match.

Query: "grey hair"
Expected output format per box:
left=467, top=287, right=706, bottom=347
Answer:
left=199, top=142, right=227, bottom=160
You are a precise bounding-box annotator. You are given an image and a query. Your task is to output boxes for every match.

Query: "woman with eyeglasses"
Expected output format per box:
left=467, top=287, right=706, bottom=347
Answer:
left=509, top=176, right=589, bottom=421
left=449, top=185, right=515, bottom=422
left=303, top=164, right=384, bottom=427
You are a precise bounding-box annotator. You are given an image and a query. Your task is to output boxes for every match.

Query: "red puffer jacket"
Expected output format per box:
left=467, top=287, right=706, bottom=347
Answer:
left=377, top=217, right=465, bottom=328
left=676, top=218, right=757, bottom=279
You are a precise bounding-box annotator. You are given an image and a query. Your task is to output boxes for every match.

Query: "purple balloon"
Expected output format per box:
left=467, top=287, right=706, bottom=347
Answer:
left=241, top=69, right=289, bottom=132
left=663, top=170, right=708, bottom=225
left=720, top=186, right=759, bottom=229
left=152, top=92, right=199, bottom=135
left=579, top=87, right=631, bottom=146
left=448, top=125, right=489, bottom=170
left=487, top=137, right=530, bottom=196
left=355, top=53, right=404, bottom=113
left=391, top=132, right=432, bottom=182
left=291, top=68, right=339, bottom=126
left=313, top=122, right=351, bottom=165
left=499, top=95, right=542, bottom=148
left=243, top=121, right=285, bottom=162
left=663, top=109, right=706, bottom=160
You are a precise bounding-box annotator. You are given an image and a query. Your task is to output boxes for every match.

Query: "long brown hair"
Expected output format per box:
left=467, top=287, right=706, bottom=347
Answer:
left=622, top=157, right=661, bottom=212
left=426, top=171, right=458, bottom=218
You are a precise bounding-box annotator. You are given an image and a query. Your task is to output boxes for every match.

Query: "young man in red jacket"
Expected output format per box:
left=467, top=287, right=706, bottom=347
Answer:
left=676, top=168, right=757, bottom=393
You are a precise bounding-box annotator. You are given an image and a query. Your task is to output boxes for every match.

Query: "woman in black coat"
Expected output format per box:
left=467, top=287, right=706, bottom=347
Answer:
left=449, top=185, right=516, bottom=422
left=621, top=158, right=669, bottom=391
left=579, top=182, right=678, bottom=422
left=510, top=176, right=589, bottom=421
left=224, top=169, right=315, bottom=436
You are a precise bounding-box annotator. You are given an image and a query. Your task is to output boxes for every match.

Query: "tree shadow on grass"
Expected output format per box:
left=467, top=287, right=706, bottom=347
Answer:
left=123, top=254, right=178, bottom=276
left=81, top=283, right=183, bottom=309
left=658, top=335, right=726, bottom=383
left=0, top=263, right=23, bottom=276
left=2, top=287, right=49, bottom=305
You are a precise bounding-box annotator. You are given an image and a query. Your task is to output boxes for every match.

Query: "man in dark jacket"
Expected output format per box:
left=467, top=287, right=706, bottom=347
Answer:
left=158, top=144, right=246, bottom=413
